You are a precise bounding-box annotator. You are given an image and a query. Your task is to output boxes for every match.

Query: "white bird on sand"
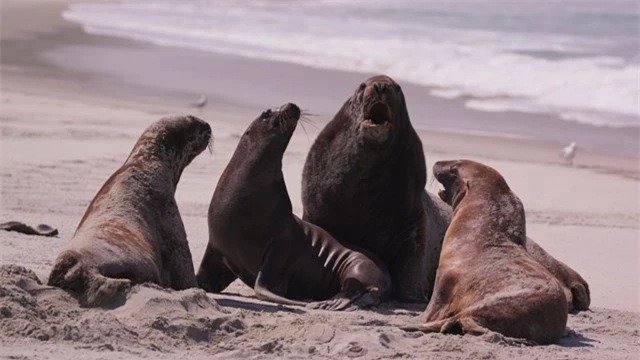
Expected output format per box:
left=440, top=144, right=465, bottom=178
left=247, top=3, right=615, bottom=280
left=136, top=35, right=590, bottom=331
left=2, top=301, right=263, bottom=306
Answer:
left=561, top=142, right=578, bottom=166
left=191, top=95, right=208, bottom=108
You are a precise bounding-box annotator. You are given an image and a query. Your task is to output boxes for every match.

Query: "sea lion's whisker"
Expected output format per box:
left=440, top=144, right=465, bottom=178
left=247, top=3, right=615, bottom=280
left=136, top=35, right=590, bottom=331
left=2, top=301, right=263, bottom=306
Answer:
left=300, top=116, right=318, bottom=129
left=299, top=121, right=310, bottom=140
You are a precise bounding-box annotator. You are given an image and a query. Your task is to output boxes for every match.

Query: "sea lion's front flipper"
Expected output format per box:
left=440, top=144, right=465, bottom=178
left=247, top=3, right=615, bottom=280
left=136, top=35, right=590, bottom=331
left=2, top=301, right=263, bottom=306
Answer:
left=253, top=270, right=307, bottom=307
left=306, top=291, right=357, bottom=311
left=307, top=279, right=382, bottom=311
left=196, top=245, right=237, bottom=293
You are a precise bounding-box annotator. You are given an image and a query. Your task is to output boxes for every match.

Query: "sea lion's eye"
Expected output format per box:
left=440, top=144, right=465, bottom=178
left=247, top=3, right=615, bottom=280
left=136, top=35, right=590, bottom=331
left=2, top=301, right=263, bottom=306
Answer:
left=449, top=165, right=458, bottom=176
left=358, top=83, right=366, bottom=92
left=261, top=109, right=272, bottom=119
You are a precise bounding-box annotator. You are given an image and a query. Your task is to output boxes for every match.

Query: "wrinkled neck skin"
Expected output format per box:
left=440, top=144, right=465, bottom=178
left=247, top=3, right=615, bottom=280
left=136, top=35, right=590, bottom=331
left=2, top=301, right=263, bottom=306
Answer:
left=449, top=180, right=526, bottom=249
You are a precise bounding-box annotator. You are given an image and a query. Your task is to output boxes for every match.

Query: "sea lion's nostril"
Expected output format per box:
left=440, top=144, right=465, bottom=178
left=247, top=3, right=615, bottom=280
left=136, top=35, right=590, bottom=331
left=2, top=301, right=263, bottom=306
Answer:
left=374, top=83, right=387, bottom=97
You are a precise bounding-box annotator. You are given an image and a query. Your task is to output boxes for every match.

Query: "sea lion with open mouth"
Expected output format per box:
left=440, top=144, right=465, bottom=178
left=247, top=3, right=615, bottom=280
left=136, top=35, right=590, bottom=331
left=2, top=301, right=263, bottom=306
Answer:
left=302, top=75, right=450, bottom=302
left=402, top=160, right=567, bottom=344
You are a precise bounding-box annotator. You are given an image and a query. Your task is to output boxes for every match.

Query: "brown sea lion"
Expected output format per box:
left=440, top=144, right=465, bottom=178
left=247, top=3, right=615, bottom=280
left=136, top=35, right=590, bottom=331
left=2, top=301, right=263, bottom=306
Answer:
left=48, top=115, right=211, bottom=307
left=196, top=103, right=391, bottom=311
left=301, top=75, right=450, bottom=302
left=402, top=159, right=567, bottom=344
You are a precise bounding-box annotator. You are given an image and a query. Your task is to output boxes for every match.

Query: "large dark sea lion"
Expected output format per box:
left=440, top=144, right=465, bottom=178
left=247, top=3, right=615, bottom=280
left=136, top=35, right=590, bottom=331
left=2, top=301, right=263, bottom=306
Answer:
left=196, top=104, right=391, bottom=311
left=302, top=75, right=450, bottom=302
left=48, top=115, right=211, bottom=307
left=402, top=160, right=568, bottom=344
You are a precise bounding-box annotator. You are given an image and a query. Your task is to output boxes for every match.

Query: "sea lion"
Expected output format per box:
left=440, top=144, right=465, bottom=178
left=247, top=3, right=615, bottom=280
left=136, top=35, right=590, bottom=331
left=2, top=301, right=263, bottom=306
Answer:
left=402, top=160, right=567, bottom=344
left=196, top=103, right=391, bottom=311
left=48, top=115, right=211, bottom=307
left=301, top=75, right=450, bottom=302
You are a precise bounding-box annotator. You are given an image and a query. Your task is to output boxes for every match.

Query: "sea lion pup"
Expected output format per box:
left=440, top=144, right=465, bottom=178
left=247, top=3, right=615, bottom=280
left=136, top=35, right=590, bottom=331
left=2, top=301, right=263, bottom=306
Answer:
left=402, top=160, right=567, bottom=344
left=302, top=75, right=450, bottom=302
left=48, top=115, right=211, bottom=307
left=197, top=103, right=391, bottom=311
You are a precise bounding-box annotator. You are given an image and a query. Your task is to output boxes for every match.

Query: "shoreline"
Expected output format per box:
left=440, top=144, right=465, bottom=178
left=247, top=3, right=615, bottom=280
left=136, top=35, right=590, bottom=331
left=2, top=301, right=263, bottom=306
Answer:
left=2, top=0, right=638, bottom=161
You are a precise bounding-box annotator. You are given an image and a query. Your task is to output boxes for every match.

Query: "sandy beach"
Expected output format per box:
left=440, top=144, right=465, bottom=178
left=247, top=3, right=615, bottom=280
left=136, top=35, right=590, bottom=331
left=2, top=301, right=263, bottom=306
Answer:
left=1, top=0, right=639, bottom=359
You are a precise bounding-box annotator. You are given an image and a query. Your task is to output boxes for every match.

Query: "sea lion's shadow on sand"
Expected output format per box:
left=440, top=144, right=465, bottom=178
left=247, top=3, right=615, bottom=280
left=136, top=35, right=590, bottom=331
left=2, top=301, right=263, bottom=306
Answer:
left=557, top=328, right=597, bottom=348
left=214, top=295, right=306, bottom=315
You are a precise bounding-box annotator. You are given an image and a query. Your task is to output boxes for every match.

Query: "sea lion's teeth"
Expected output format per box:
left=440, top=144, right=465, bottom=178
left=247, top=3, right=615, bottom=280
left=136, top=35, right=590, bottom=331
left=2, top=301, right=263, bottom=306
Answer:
left=363, top=119, right=378, bottom=127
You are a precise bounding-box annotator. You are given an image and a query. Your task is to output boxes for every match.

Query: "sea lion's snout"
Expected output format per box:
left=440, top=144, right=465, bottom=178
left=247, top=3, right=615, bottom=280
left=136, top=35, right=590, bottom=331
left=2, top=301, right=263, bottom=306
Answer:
left=364, top=81, right=391, bottom=101
left=357, top=77, right=398, bottom=144
left=279, top=103, right=301, bottom=121
left=188, top=116, right=212, bottom=151
left=276, top=103, right=301, bottom=131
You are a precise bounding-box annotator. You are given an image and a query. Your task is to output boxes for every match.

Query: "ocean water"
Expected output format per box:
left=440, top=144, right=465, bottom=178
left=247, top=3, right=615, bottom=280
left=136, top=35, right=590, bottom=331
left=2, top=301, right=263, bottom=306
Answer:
left=63, top=0, right=639, bottom=129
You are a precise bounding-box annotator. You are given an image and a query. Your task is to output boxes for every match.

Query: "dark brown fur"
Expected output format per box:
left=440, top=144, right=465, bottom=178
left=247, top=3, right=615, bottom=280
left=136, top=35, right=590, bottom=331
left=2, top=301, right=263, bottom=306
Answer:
left=48, top=115, right=211, bottom=307
left=402, top=160, right=568, bottom=344
left=197, top=104, right=391, bottom=311
left=302, top=75, right=450, bottom=302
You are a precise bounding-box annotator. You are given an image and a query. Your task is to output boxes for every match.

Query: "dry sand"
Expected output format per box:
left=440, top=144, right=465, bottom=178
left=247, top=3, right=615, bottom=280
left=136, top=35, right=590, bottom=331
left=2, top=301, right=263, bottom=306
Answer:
left=1, top=0, right=639, bottom=359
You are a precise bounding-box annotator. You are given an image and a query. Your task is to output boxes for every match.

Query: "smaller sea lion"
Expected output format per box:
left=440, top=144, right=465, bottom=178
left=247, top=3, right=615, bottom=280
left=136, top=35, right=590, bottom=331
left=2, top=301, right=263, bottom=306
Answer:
left=48, top=115, right=211, bottom=307
left=197, top=103, right=391, bottom=311
left=402, top=160, right=567, bottom=344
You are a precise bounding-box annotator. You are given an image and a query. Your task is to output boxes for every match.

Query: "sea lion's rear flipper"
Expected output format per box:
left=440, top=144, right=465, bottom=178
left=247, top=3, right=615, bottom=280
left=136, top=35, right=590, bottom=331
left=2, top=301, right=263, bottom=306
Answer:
left=48, top=250, right=130, bottom=307
left=196, top=245, right=237, bottom=293
left=254, top=270, right=307, bottom=307
left=457, top=316, right=489, bottom=336
left=1, top=221, right=58, bottom=237
left=570, top=281, right=590, bottom=311
left=83, top=274, right=131, bottom=307
left=400, top=318, right=453, bottom=333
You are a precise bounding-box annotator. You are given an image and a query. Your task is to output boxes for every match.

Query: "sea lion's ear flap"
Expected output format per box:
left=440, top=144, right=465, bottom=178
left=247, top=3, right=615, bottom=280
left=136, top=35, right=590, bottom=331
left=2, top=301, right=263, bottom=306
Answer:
left=465, top=181, right=470, bottom=190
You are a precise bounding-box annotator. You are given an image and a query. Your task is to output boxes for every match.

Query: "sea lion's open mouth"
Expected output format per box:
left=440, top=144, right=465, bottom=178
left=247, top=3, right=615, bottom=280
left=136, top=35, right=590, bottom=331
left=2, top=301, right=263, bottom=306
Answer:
left=359, top=102, right=392, bottom=143
left=363, top=102, right=390, bottom=127
left=434, top=170, right=456, bottom=205
left=438, top=188, right=452, bottom=204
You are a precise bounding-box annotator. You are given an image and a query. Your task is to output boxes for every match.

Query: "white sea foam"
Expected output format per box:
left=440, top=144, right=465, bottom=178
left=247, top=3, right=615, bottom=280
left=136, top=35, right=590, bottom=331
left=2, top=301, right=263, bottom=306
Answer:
left=63, top=0, right=640, bottom=128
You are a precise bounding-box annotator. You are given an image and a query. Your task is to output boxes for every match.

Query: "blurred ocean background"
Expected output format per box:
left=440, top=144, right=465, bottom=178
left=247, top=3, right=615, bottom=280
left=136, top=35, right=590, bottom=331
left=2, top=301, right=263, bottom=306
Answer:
left=62, top=0, right=639, bottom=143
